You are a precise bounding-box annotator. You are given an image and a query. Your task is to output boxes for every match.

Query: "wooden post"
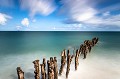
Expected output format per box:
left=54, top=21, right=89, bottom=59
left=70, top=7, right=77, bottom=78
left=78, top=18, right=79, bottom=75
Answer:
left=33, top=60, right=40, bottom=79
left=49, top=68, right=54, bottom=79
left=16, top=67, right=24, bottom=79
left=87, top=40, right=92, bottom=53
left=75, top=49, right=79, bottom=70
left=48, top=59, right=54, bottom=79
left=47, top=60, right=50, bottom=79
left=66, top=50, right=74, bottom=79
left=54, top=57, right=58, bottom=79
left=79, top=44, right=84, bottom=56
left=50, top=57, right=54, bottom=62
left=92, top=37, right=99, bottom=46
left=83, top=44, right=87, bottom=59
left=43, top=58, right=46, bottom=79
left=59, top=49, right=66, bottom=75
left=93, top=37, right=99, bottom=45
left=43, top=58, right=46, bottom=70
left=41, top=64, right=46, bottom=79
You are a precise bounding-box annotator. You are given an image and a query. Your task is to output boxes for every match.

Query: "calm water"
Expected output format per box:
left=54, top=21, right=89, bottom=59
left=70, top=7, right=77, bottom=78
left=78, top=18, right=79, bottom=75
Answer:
left=0, top=32, right=120, bottom=79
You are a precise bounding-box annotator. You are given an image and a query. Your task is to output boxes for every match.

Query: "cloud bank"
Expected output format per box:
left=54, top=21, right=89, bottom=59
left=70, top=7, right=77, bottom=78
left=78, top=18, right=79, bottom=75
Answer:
left=20, top=0, right=56, bottom=17
left=60, top=0, right=120, bottom=27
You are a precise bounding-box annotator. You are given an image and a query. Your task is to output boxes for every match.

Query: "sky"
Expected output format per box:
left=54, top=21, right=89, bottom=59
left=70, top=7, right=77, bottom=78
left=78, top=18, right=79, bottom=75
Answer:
left=0, top=0, right=120, bottom=31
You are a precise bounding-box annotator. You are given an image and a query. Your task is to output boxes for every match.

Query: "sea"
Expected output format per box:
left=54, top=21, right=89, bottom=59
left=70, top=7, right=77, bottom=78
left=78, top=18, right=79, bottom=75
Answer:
left=0, top=31, right=120, bottom=79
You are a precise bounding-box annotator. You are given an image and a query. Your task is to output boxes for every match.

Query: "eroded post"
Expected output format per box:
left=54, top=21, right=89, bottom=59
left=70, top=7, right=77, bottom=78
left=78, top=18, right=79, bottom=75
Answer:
left=59, top=49, right=66, bottom=75
left=33, top=60, right=40, bottom=79
left=66, top=50, right=74, bottom=79
left=54, top=57, right=58, bottom=79
left=16, top=67, right=24, bottom=79
left=41, top=64, right=46, bottom=79
left=43, top=58, right=46, bottom=79
left=47, top=60, right=50, bottom=79
left=75, top=49, right=79, bottom=70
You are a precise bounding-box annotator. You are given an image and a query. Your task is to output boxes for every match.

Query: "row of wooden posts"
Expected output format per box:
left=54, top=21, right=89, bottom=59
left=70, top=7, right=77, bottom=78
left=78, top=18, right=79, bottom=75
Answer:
left=17, top=37, right=99, bottom=79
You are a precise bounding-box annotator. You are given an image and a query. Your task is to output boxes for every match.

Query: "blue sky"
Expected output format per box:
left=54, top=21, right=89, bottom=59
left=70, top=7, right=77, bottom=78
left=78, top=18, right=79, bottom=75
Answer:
left=0, top=0, right=120, bottom=31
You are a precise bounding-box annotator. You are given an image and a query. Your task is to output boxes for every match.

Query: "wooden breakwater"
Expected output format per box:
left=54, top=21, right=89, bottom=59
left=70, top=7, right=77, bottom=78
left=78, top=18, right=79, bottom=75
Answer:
left=16, top=37, right=99, bottom=79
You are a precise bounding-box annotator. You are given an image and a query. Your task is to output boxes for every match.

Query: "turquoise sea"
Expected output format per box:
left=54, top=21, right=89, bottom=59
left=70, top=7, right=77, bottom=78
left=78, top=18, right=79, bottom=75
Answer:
left=0, top=32, right=120, bottom=79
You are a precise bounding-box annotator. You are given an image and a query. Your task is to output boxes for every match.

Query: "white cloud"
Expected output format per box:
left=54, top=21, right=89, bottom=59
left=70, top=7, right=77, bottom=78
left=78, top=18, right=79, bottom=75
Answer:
left=0, top=13, right=12, bottom=25
left=16, top=26, right=22, bottom=31
left=61, top=0, right=97, bottom=22
left=21, top=18, right=29, bottom=27
left=51, top=24, right=86, bottom=31
left=83, top=14, right=120, bottom=27
left=21, top=0, right=56, bottom=17
left=60, top=0, right=120, bottom=27
left=72, top=24, right=83, bottom=28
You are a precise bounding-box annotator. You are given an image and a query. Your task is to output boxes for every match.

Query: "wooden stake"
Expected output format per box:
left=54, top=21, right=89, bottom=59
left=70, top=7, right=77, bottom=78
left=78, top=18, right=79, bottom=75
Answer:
left=33, top=60, right=40, bottom=79
left=16, top=67, right=24, bottom=79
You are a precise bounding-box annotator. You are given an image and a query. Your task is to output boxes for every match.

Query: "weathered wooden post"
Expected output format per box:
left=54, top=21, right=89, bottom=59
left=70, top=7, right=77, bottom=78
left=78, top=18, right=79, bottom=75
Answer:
left=94, top=37, right=99, bottom=45
left=51, top=68, right=54, bottom=79
left=92, top=37, right=99, bottom=46
left=43, top=58, right=46, bottom=70
left=16, top=67, right=24, bottom=79
left=66, top=51, right=70, bottom=79
left=87, top=40, right=92, bottom=53
left=41, top=64, right=46, bottom=79
left=54, top=57, right=58, bottom=79
left=50, top=59, right=54, bottom=72
left=59, top=49, right=66, bottom=75
left=43, top=58, right=46, bottom=79
left=48, top=59, right=54, bottom=79
left=83, top=44, right=88, bottom=59
left=50, top=57, right=54, bottom=62
left=49, top=68, right=54, bottom=79
left=79, top=44, right=84, bottom=56
left=75, top=49, right=79, bottom=70
left=33, top=60, right=40, bottom=79
left=66, top=49, right=74, bottom=79
left=47, top=60, right=50, bottom=79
